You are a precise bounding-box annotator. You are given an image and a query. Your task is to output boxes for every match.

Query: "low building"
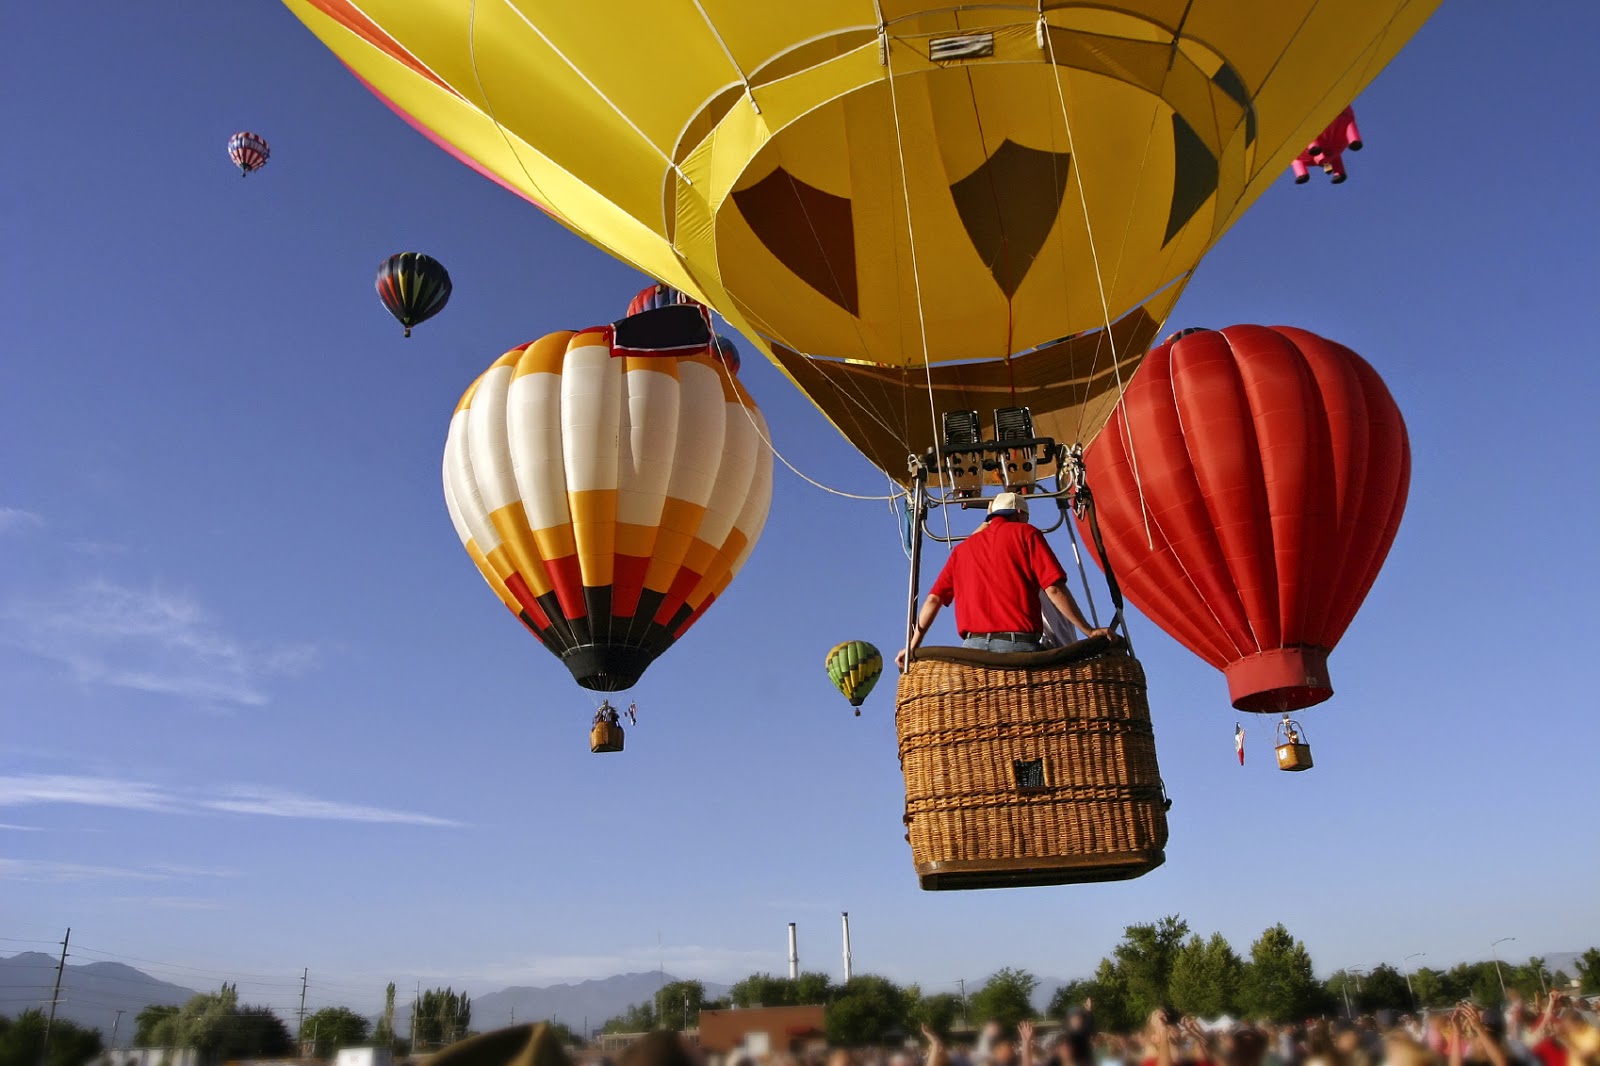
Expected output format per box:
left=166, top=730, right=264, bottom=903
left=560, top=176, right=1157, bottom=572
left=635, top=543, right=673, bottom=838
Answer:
left=697, top=1007, right=826, bottom=1057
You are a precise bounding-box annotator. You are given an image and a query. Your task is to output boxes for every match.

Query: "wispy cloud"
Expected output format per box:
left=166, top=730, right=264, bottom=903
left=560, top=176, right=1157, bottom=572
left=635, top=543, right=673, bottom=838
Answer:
left=0, top=823, right=45, bottom=832
left=0, top=579, right=316, bottom=707
left=0, top=859, right=173, bottom=883
left=0, top=773, right=460, bottom=828
left=201, top=788, right=458, bottom=827
left=0, top=507, right=44, bottom=534
left=109, top=895, right=227, bottom=910
left=0, top=775, right=181, bottom=812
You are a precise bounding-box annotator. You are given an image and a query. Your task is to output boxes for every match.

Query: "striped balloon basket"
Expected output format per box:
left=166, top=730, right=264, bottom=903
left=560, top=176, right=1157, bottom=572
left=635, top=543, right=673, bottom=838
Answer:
left=896, top=644, right=1168, bottom=890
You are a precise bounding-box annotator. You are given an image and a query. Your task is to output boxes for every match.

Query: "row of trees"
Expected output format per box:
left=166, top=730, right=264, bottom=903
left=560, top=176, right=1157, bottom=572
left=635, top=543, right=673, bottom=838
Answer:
left=127, top=982, right=474, bottom=1062
left=602, top=924, right=1600, bottom=1043
left=16, top=938, right=1597, bottom=1065
left=0, top=1010, right=103, bottom=1066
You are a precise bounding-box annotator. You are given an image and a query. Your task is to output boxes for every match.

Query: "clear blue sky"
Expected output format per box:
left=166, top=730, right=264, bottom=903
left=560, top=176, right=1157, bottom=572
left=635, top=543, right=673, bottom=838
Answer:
left=3, top=1, right=1596, bottom=1022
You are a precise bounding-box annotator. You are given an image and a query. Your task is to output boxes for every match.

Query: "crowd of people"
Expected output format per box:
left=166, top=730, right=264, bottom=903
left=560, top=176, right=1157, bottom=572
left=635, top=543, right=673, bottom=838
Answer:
left=589, top=993, right=1600, bottom=1066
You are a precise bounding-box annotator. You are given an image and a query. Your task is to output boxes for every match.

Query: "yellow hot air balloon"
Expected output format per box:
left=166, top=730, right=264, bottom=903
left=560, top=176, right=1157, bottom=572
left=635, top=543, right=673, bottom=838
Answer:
left=286, top=1, right=1440, bottom=479
left=443, top=328, right=773, bottom=691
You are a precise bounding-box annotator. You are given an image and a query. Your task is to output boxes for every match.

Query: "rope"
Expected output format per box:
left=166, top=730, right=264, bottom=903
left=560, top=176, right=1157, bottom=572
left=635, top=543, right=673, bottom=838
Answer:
left=710, top=340, right=901, bottom=501
left=1040, top=18, right=1151, bottom=546
left=467, top=0, right=669, bottom=286
left=496, top=1, right=693, bottom=185
left=690, top=0, right=761, bottom=114
left=1061, top=498, right=1102, bottom=630
left=882, top=28, right=954, bottom=544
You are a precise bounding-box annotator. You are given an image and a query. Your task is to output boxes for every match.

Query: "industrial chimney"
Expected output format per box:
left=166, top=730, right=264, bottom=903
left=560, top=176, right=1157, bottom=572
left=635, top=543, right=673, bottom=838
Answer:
left=787, top=922, right=799, bottom=980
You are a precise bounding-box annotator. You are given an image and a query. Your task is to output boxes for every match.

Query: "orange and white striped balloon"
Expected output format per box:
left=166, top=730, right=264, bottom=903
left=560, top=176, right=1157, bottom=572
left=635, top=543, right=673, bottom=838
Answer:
left=443, top=328, right=773, bottom=691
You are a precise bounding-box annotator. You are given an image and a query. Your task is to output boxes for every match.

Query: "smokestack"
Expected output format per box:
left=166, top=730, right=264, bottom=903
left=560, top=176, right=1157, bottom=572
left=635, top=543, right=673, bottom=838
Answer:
left=787, top=923, right=799, bottom=980
left=841, top=912, right=853, bottom=982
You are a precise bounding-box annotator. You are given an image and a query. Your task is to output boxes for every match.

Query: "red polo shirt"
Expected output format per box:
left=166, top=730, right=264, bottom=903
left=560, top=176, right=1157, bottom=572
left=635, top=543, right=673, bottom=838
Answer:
left=928, top=515, right=1069, bottom=637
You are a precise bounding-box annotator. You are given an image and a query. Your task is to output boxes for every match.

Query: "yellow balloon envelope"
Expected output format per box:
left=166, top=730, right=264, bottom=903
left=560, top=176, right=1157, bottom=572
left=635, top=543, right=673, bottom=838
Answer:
left=443, top=330, right=773, bottom=691
left=290, top=1, right=1441, bottom=479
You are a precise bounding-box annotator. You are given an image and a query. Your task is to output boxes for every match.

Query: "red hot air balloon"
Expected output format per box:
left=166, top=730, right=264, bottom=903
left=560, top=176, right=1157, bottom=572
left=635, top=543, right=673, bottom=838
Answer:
left=227, top=131, right=270, bottom=176
left=1080, top=325, right=1410, bottom=713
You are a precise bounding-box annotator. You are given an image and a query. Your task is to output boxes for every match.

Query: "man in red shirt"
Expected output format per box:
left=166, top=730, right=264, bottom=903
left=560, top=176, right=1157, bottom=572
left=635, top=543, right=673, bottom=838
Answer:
left=896, top=492, right=1112, bottom=669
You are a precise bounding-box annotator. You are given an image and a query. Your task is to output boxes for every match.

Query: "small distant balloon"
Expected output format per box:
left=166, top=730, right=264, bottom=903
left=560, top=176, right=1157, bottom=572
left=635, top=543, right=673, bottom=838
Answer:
left=227, top=132, right=269, bottom=177
left=711, top=335, right=741, bottom=375
left=626, top=282, right=701, bottom=318
left=826, top=640, right=883, bottom=715
left=376, top=252, right=452, bottom=338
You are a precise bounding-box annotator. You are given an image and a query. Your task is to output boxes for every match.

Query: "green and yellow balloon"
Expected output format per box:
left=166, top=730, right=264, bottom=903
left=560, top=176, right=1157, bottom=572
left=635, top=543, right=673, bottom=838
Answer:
left=826, top=641, right=883, bottom=715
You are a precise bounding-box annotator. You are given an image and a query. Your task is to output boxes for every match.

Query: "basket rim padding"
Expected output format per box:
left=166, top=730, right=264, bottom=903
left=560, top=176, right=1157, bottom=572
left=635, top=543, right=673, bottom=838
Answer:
left=909, top=633, right=1119, bottom=670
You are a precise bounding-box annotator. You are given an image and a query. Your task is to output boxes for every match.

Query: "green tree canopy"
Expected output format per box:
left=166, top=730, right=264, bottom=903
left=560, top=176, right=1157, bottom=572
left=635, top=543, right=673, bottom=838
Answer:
left=1409, top=968, right=1447, bottom=1010
left=412, top=988, right=472, bottom=1051
left=826, top=976, right=913, bottom=1046
left=1578, top=949, right=1600, bottom=994
left=601, top=1002, right=656, bottom=1035
left=1112, top=917, right=1190, bottom=1020
left=1239, top=925, right=1324, bottom=1023
left=910, top=992, right=963, bottom=1039
left=539, top=1021, right=581, bottom=1046
left=728, top=972, right=832, bottom=1009
left=967, top=968, right=1037, bottom=1031
left=655, top=981, right=708, bottom=1032
left=1509, top=958, right=1551, bottom=1000
left=305, top=1006, right=372, bottom=1058
left=0, top=1009, right=103, bottom=1066
left=134, top=1004, right=180, bottom=1047
left=1046, top=981, right=1096, bottom=1021
left=231, top=1006, right=295, bottom=1059
left=1084, top=958, right=1135, bottom=1034
left=374, top=983, right=398, bottom=1050
left=1168, top=934, right=1244, bottom=1019
left=1354, top=964, right=1413, bottom=1013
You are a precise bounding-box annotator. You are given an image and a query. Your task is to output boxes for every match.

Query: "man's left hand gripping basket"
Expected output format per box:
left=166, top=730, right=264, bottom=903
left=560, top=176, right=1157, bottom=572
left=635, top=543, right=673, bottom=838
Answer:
left=896, top=640, right=1168, bottom=890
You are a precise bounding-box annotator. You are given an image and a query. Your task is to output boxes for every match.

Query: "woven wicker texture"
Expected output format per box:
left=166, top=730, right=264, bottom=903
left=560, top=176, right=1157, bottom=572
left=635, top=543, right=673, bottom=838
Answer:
left=590, top=723, right=625, bottom=753
left=896, top=647, right=1167, bottom=890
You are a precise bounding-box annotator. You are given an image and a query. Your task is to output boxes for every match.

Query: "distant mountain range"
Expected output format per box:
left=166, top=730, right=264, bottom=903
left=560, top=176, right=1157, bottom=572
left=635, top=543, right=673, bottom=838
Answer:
left=459, top=973, right=732, bottom=1036
left=0, top=956, right=729, bottom=1042
left=0, top=952, right=197, bottom=1040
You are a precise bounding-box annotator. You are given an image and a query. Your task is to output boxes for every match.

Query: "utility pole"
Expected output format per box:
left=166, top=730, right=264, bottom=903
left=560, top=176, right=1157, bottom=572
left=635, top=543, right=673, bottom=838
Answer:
left=1491, top=938, right=1516, bottom=1002
left=958, top=979, right=966, bottom=1030
left=112, top=1010, right=126, bottom=1050
left=298, top=968, right=309, bottom=1044
left=41, top=927, right=70, bottom=1066
left=1403, top=953, right=1427, bottom=1010
left=841, top=913, right=852, bottom=983
left=412, top=981, right=421, bottom=1053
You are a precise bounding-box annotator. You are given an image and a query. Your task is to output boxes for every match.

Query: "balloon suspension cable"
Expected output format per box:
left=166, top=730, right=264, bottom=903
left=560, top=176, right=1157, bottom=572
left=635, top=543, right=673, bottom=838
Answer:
left=494, top=1, right=692, bottom=186
left=903, top=471, right=928, bottom=672
left=690, top=0, right=760, bottom=114
left=1041, top=21, right=1153, bottom=546
left=1065, top=444, right=1132, bottom=653
left=707, top=348, right=900, bottom=502
left=465, top=0, right=680, bottom=286
left=883, top=32, right=954, bottom=545
left=1060, top=493, right=1101, bottom=631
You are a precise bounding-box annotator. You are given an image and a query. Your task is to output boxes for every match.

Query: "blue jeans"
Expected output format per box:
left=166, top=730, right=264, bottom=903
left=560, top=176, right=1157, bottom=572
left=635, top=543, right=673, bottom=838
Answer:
left=963, top=634, right=1042, bottom=653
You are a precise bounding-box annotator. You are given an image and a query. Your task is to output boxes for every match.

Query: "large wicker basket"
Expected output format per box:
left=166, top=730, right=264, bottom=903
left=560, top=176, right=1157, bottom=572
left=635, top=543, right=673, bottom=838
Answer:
left=896, top=640, right=1168, bottom=890
left=590, top=722, right=625, bottom=753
